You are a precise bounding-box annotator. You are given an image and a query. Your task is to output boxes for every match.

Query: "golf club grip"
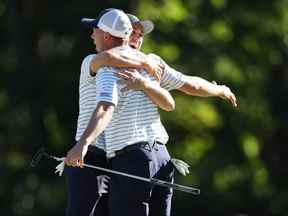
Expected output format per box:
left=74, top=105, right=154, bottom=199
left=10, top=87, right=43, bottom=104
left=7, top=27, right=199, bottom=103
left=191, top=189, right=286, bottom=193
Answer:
left=151, top=178, right=200, bottom=195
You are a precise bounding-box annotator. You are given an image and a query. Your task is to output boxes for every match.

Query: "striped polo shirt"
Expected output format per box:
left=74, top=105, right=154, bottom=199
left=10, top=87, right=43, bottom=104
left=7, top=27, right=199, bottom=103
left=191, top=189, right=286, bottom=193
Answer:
left=75, top=49, right=185, bottom=154
left=94, top=50, right=185, bottom=155
left=75, top=54, right=106, bottom=149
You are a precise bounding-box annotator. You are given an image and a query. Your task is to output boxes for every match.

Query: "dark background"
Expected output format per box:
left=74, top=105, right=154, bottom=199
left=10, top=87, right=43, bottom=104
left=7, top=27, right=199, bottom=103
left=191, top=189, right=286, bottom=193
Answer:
left=1, top=0, right=288, bottom=215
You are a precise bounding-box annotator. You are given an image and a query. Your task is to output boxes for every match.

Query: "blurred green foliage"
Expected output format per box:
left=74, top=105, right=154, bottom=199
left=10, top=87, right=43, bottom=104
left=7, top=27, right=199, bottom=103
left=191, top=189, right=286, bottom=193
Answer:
left=1, top=0, right=288, bottom=215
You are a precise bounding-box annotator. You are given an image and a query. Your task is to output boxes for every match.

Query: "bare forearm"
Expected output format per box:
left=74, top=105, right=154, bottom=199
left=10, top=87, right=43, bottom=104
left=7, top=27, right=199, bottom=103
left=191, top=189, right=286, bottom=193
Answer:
left=179, top=76, right=222, bottom=97
left=78, top=102, right=114, bottom=146
left=178, top=75, right=237, bottom=106
left=90, top=49, right=163, bottom=80
left=90, top=50, right=147, bottom=74
left=105, top=51, right=146, bottom=68
left=143, top=81, right=175, bottom=111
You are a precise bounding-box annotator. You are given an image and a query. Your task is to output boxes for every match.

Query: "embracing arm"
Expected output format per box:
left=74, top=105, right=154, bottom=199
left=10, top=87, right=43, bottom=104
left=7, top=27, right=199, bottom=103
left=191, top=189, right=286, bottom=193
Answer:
left=65, top=101, right=114, bottom=167
left=90, top=48, right=163, bottom=80
left=142, top=81, right=175, bottom=111
left=90, top=50, right=144, bottom=73
left=118, top=70, right=175, bottom=111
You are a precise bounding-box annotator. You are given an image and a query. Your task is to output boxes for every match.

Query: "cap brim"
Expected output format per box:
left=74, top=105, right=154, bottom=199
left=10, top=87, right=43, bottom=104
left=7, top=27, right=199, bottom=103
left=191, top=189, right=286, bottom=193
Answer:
left=81, top=18, right=99, bottom=28
left=139, top=20, right=154, bottom=35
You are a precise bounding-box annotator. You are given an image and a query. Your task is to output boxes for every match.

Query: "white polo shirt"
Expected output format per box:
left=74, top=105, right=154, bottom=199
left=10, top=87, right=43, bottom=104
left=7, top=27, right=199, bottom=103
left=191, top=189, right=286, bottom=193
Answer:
left=75, top=49, right=185, bottom=155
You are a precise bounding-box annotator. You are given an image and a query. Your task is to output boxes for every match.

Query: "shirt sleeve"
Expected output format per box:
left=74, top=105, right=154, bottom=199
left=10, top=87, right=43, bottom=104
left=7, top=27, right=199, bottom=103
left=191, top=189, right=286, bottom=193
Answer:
left=147, top=54, right=186, bottom=91
left=79, top=54, right=96, bottom=83
left=95, top=67, right=119, bottom=106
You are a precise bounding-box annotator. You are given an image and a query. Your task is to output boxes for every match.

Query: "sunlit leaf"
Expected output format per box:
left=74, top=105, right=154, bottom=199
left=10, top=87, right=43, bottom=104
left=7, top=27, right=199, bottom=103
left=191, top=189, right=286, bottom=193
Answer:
left=210, top=0, right=227, bottom=9
left=242, top=133, right=260, bottom=159
left=214, top=55, right=244, bottom=84
left=210, top=20, right=234, bottom=42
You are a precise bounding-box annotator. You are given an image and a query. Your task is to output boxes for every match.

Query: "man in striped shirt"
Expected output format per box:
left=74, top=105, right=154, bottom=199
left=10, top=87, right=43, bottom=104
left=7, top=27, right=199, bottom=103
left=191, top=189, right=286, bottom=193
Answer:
left=78, top=13, right=238, bottom=216
left=65, top=9, right=237, bottom=216
left=65, top=9, right=178, bottom=216
left=92, top=14, right=237, bottom=107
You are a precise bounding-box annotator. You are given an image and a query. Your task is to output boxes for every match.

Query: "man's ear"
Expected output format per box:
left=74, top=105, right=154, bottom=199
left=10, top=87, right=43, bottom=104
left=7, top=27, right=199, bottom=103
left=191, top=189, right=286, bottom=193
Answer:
left=103, top=32, right=111, bottom=41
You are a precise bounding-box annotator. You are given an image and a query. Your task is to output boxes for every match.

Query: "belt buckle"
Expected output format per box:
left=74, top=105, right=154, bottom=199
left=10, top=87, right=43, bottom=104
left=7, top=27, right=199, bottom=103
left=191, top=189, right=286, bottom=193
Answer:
left=142, top=142, right=152, bottom=152
left=106, top=151, right=116, bottom=159
left=152, top=140, right=159, bottom=151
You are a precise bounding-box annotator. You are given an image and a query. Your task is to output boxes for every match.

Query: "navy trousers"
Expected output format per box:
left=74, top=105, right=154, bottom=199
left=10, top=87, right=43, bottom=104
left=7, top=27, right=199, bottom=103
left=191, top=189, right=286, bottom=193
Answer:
left=109, top=142, right=174, bottom=216
left=65, top=150, right=110, bottom=216
left=66, top=143, right=174, bottom=216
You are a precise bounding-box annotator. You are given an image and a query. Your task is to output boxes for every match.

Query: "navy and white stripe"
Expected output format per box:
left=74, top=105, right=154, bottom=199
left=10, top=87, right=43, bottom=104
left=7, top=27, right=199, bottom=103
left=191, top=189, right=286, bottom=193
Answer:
left=95, top=69, right=119, bottom=106
left=75, top=49, right=185, bottom=155
left=148, top=53, right=185, bottom=90
left=95, top=50, right=185, bottom=155
left=95, top=66, right=169, bottom=155
left=75, top=54, right=105, bottom=149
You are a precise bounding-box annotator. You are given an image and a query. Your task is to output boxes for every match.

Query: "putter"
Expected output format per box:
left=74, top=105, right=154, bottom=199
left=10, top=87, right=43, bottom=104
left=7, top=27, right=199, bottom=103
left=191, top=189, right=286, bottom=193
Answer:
left=31, top=148, right=200, bottom=195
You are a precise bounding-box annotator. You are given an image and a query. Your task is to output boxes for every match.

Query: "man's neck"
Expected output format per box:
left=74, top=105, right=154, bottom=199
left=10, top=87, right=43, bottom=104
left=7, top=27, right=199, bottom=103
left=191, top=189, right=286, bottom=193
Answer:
left=104, top=40, right=128, bottom=50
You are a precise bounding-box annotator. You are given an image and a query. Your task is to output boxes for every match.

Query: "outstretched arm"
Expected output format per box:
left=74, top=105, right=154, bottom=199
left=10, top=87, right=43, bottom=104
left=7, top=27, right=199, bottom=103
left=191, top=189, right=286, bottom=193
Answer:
left=148, top=53, right=238, bottom=107
left=179, top=76, right=237, bottom=107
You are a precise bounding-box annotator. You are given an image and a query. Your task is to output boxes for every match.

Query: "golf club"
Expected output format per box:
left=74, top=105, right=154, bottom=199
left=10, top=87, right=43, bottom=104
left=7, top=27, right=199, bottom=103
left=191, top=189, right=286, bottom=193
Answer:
left=31, top=148, right=200, bottom=195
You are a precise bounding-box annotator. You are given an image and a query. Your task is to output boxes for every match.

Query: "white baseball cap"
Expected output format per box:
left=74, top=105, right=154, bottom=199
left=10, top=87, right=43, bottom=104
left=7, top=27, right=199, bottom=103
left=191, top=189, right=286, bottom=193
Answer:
left=81, top=8, right=133, bottom=39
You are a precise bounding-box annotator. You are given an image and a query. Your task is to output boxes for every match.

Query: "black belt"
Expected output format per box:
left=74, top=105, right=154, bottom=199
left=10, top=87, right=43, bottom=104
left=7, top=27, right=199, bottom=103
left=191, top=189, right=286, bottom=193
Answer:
left=107, top=141, right=164, bottom=159
left=88, top=141, right=164, bottom=159
left=88, top=145, right=106, bottom=156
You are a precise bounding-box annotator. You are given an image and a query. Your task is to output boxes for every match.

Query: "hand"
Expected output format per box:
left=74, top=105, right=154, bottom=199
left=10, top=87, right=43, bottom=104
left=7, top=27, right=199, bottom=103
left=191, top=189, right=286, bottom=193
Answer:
left=143, top=56, right=164, bottom=81
left=117, top=69, right=148, bottom=92
left=213, top=81, right=237, bottom=107
left=64, top=142, right=88, bottom=168
left=117, top=49, right=164, bottom=81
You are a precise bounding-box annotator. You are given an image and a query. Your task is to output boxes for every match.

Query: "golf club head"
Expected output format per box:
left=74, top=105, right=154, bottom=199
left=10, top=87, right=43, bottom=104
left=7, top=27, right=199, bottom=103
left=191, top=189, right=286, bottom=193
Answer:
left=97, top=175, right=110, bottom=194
left=30, top=147, right=46, bottom=167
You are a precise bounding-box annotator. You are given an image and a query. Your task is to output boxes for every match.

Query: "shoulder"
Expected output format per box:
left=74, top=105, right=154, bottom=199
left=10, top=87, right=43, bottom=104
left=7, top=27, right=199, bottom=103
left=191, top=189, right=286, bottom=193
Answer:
left=81, top=54, right=97, bottom=69
left=108, top=45, right=133, bottom=55
left=97, top=66, right=118, bottom=74
left=147, top=53, right=164, bottom=62
left=82, top=54, right=97, bottom=62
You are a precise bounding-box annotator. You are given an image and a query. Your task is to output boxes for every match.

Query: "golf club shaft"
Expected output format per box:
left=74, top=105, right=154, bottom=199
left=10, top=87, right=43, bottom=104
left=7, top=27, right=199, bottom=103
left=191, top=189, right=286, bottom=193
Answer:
left=49, top=155, right=200, bottom=195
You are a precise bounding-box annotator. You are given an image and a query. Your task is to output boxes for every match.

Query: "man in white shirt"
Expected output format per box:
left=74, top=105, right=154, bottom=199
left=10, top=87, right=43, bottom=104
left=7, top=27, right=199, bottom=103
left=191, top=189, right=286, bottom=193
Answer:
left=79, top=13, right=237, bottom=216
left=65, top=9, right=237, bottom=216
left=65, top=8, right=177, bottom=216
left=90, top=14, right=237, bottom=107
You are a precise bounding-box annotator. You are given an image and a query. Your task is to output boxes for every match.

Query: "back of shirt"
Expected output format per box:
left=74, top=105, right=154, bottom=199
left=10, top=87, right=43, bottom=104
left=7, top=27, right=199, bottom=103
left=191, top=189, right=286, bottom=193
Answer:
left=75, top=54, right=106, bottom=149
